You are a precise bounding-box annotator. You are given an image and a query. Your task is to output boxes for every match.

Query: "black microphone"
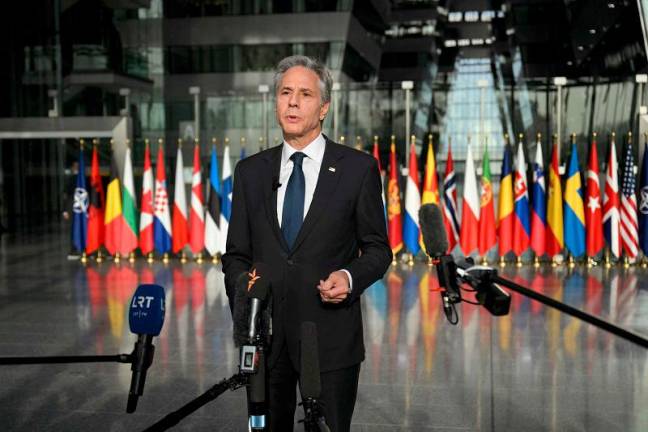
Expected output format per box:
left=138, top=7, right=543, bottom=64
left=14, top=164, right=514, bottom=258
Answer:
left=232, top=271, right=251, bottom=348
left=126, top=284, right=166, bottom=413
left=300, top=322, right=330, bottom=432
left=419, top=204, right=462, bottom=322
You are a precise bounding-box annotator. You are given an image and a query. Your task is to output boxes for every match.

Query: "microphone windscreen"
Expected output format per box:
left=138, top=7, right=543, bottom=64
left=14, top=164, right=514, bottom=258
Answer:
left=232, top=272, right=251, bottom=347
left=419, top=203, right=449, bottom=256
left=300, top=321, right=321, bottom=399
left=129, top=284, right=165, bottom=336
left=247, top=262, right=271, bottom=301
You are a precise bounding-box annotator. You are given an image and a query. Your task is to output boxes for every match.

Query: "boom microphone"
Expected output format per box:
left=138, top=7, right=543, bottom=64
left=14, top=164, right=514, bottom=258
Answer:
left=300, top=322, right=330, bottom=432
left=127, top=284, right=165, bottom=413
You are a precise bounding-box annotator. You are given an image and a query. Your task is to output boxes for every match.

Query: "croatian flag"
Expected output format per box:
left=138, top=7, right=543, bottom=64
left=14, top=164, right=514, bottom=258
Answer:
left=154, top=145, right=172, bottom=254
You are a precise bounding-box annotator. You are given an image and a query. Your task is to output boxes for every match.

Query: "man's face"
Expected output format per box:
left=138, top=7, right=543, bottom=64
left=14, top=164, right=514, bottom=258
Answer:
left=276, top=66, right=330, bottom=142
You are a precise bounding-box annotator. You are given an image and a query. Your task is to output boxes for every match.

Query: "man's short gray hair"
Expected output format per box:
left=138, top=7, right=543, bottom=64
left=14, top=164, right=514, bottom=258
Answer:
left=273, top=55, right=333, bottom=105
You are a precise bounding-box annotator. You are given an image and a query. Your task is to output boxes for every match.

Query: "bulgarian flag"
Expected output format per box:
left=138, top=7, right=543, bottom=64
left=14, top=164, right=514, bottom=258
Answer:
left=139, top=141, right=154, bottom=255
left=189, top=143, right=205, bottom=254
left=459, top=143, right=479, bottom=255
left=387, top=140, right=403, bottom=255
left=478, top=146, right=496, bottom=255
left=86, top=144, right=105, bottom=254
left=104, top=152, right=124, bottom=256
left=172, top=144, right=189, bottom=253
left=119, top=146, right=138, bottom=255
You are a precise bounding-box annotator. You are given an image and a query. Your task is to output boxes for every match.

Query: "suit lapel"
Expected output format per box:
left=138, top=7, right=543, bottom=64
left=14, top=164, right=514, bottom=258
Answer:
left=289, top=139, right=343, bottom=255
left=263, top=146, right=289, bottom=253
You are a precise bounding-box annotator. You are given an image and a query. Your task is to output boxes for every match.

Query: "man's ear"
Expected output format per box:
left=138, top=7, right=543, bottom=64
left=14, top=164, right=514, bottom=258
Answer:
left=319, top=101, right=330, bottom=122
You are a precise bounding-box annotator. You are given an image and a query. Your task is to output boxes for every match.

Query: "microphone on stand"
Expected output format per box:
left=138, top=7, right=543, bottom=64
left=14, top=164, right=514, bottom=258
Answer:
left=126, top=284, right=166, bottom=413
left=300, top=322, right=330, bottom=432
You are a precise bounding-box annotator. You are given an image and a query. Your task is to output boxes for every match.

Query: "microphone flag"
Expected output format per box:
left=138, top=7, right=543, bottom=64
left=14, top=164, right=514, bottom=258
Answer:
left=154, top=144, right=172, bottom=254
left=585, top=136, right=603, bottom=256
left=530, top=138, right=546, bottom=257
left=86, top=144, right=105, bottom=254
left=603, top=135, right=621, bottom=258
left=442, top=142, right=460, bottom=252
left=639, top=141, right=648, bottom=254
left=564, top=142, right=586, bottom=258
left=403, top=141, right=421, bottom=256
left=219, top=144, right=233, bottom=254
left=72, top=145, right=88, bottom=253
left=620, top=137, right=638, bottom=259
left=119, top=146, right=138, bottom=255
left=105, top=149, right=124, bottom=256
left=478, top=145, right=496, bottom=255
left=172, top=143, right=189, bottom=253
left=204, top=143, right=222, bottom=256
left=459, top=142, right=479, bottom=255
left=387, top=140, right=403, bottom=255
left=546, top=141, right=564, bottom=256
left=498, top=142, right=514, bottom=255
left=139, top=141, right=154, bottom=255
left=512, top=138, right=530, bottom=256
left=189, top=143, right=205, bottom=254
left=420, top=135, right=440, bottom=252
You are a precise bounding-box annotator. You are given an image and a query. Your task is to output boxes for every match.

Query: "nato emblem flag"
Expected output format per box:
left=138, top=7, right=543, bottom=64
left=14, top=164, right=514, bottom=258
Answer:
left=639, top=143, right=648, bottom=254
left=72, top=148, right=89, bottom=252
left=129, top=284, right=166, bottom=336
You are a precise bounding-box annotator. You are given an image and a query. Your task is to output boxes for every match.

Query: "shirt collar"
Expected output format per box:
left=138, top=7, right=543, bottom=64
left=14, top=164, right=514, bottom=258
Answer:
left=281, top=133, right=326, bottom=167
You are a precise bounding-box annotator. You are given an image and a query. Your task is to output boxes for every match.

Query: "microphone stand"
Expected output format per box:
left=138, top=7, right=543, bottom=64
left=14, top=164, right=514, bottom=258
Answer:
left=0, top=354, right=133, bottom=365
left=458, top=265, right=648, bottom=349
left=141, top=373, right=248, bottom=432
left=302, top=397, right=331, bottom=432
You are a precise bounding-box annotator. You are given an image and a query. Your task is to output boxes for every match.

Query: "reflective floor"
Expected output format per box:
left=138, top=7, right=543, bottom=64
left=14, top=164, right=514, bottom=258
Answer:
left=0, top=226, right=647, bottom=431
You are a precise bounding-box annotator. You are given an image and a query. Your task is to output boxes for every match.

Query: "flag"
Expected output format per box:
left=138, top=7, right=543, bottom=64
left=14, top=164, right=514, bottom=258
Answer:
left=513, top=140, right=531, bottom=256
left=204, top=144, right=222, bottom=257
left=478, top=146, right=496, bottom=255
left=603, top=137, right=621, bottom=258
left=530, top=140, right=546, bottom=257
left=219, top=144, right=233, bottom=253
left=498, top=144, right=514, bottom=256
left=189, top=143, right=205, bottom=254
left=460, top=144, right=479, bottom=255
left=420, top=138, right=440, bottom=252
left=139, top=142, right=154, bottom=255
left=586, top=137, right=603, bottom=256
left=154, top=145, right=172, bottom=254
left=86, top=145, right=104, bottom=254
left=119, top=147, right=138, bottom=255
left=172, top=145, right=189, bottom=253
left=442, top=143, right=460, bottom=252
left=387, top=141, right=403, bottom=255
left=546, top=143, right=564, bottom=256
left=71, top=146, right=88, bottom=252
left=372, top=140, right=387, bottom=222
left=639, top=142, right=648, bottom=254
left=620, top=140, right=638, bottom=259
left=403, top=143, right=421, bottom=255
left=564, top=142, right=586, bottom=258
left=104, top=153, right=124, bottom=256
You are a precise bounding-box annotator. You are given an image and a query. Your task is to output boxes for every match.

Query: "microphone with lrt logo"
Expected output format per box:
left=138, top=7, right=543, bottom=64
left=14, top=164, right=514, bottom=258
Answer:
left=127, top=284, right=166, bottom=414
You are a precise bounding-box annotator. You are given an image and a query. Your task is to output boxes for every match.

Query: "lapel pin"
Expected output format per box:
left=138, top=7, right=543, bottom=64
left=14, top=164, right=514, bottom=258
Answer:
left=328, top=167, right=336, bottom=172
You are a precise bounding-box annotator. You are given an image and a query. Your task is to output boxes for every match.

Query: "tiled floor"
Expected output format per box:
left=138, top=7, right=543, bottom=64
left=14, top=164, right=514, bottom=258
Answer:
left=0, top=226, right=647, bottom=431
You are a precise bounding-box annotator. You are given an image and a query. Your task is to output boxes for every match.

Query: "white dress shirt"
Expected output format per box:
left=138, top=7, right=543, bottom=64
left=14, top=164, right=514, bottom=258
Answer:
left=276, top=133, right=353, bottom=292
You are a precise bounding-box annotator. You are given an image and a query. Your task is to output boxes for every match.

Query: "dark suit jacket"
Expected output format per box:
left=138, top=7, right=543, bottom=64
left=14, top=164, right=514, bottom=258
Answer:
left=222, top=136, right=392, bottom=372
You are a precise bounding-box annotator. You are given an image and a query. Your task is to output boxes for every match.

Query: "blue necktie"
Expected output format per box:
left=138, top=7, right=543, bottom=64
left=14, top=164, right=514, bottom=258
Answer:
left=282, top=152, right=306, bottom=249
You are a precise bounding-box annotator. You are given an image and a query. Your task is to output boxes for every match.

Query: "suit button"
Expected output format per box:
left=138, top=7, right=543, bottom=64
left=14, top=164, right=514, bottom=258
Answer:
left=287, top=259, right=294, bottom=265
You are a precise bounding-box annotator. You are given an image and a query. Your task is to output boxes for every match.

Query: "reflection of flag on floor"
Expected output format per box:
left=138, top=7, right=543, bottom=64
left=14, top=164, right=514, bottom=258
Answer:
left=403, top=143, right=421, bottom=256
left=498, top=144, right=514, bottom=255
left=620, top=139, right=638, bottom=259
left=586, top=137, right=603, bottom=256
left=478, top=146, right=496, bottom=255
left=72, top=146, right=88, bottom=253
left=546, top=143, right=564, bottom=256
left=639, top=142, right=648, bottom=255
left=460, top=144, right=479, bottom=255
left=154, top=145, right=172, bottom=254
left=513, top=140, right=530, bottom=256
left=564, top=143, right=586, bottom=258
left=530, top=141, right=546, bottom=257
left=86, top=145, right=104, bottom=254
left=387, top=141, right=403, bottom=255
left=603, top=136, right=621, bottom=258
left=443, top=143, right=460, bottom=252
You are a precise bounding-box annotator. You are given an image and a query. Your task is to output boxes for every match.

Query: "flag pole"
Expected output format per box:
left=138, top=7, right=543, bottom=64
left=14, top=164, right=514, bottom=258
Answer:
left=194, top=137, right=204, bottom=264
left=159, top=137, right=169, bottom=264
left=92, top=138, right=104, bottom=263
left=126, top=138, right=136, bottom=264
left=534, top=132, right=542, bottom=268
left=178, top=138, right=188, bottom=264
left=109, top=138, right=121, bottom=264
left=79, top=138, right=88, bottom=265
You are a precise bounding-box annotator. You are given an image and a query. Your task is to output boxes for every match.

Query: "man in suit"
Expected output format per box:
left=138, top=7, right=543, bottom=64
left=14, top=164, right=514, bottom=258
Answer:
left=222, top=55, right=392, bottom=432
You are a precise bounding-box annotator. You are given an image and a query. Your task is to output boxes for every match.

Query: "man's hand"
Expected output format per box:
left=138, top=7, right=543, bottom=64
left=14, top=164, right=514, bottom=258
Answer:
left=317, top=270, right=350, bottom=304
